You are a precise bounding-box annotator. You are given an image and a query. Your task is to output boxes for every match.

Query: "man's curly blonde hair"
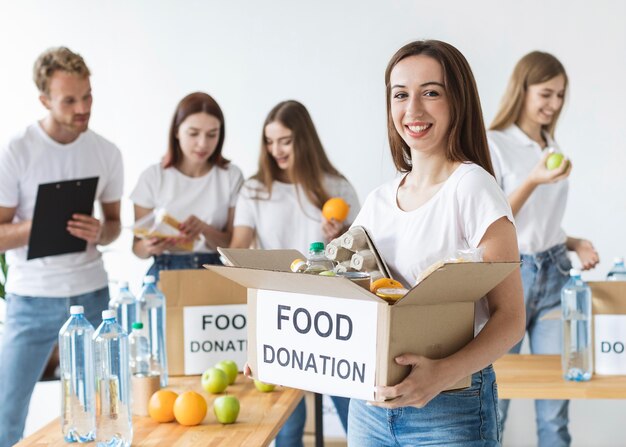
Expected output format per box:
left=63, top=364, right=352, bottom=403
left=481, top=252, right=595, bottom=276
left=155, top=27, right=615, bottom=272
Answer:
left=33, top=47, right=90, bottom=95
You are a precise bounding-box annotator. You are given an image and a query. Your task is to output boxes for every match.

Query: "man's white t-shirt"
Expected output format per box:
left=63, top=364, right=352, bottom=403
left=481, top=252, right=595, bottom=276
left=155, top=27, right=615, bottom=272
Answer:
left=234, top=174, right=360, bottom=255
left=0, top=123, right=124, bottom=297
left=130, top=163, right=244, bottom=253
left=352, top=163, right=513, bottom=330
left=488, top=125, right=568, bottom=254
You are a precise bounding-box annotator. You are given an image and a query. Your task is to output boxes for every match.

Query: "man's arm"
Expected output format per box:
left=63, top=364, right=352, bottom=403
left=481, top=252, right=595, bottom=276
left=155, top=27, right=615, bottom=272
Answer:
left=67, top=200, right=121, bottom=246
left=0, top=206, right=31, bottom=252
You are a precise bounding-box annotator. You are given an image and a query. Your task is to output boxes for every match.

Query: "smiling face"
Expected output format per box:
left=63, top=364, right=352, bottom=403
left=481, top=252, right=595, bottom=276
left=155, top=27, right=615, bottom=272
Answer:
left=41, top=71, right=92, bottom=135
left=389, top=55, right=450, bottom=157
left=176, top=112, right=221, bottom=165
left=264, top=120, right=294, bottom=172
left=520, top=74, right=566, bottom=128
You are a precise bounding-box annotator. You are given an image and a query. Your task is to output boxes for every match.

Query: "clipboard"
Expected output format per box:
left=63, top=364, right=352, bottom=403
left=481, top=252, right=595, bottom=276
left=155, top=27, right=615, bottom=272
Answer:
left=27, top=176, right=99, bottom=260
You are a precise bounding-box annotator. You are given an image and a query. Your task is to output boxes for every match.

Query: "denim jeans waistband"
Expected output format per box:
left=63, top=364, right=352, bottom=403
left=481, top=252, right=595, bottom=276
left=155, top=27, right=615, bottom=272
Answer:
left=521, top=243, right=567, bottom=263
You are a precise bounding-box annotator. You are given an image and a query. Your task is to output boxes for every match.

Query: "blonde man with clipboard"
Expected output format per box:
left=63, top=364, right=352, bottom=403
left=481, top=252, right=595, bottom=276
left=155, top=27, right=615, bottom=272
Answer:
left=0, top=47, right=123, bottom=446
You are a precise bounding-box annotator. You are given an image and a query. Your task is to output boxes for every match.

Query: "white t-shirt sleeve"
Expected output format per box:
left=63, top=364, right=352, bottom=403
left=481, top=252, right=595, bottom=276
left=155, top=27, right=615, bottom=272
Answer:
left=0, top=145, right=20, bottom=207
left=233, top=182, right=257, bottom=229
left=228, top=165, right=244, bottom=208
left=456, top=167, right=514, bottom=248
left=130, top=165, right=160, bottom=209
left=100, top=144, right=124, bottom=203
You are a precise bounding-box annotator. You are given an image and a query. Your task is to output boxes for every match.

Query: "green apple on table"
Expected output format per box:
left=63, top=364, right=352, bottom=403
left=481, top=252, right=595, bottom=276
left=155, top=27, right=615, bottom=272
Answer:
left=254, top=379, right=276, bottom=392
left=201, top=367, right=229, bottom=394
left=213, top=395, right=240, bottom=424
left=215, top=360, right=238, bottom=385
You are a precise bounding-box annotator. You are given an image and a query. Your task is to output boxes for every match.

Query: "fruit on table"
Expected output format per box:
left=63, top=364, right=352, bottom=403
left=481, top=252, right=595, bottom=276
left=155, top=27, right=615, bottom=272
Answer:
left=290, top=258, right=307, bottom=273
left=213, top=395, right=241, bottom=424
left=370, top=277, right=404, bottom=294
left=319, top=270, right=336, bottom=276
left=254, top=379, right=276, bottom=392
left=173, top=391, right=207, bottom=426
left=322, top=197, right=350, bottom=222
left=546, top=152, right=565, bottom=170
left=201, top=367, right=229, bottom=394
left=215, top=360, right=238, bottom=385
left=148, top=389, right=178, bottom=423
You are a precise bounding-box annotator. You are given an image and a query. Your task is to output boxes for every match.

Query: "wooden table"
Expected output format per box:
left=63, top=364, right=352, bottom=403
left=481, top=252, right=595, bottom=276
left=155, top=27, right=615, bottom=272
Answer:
left=494, top=354, right=626, bottom=399
left=17, top=374, right=303, bottom=447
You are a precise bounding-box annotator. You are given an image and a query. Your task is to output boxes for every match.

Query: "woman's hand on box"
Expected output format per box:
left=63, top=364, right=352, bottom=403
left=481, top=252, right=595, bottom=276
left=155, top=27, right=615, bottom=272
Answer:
left=369, top=354, right=452, bottom=409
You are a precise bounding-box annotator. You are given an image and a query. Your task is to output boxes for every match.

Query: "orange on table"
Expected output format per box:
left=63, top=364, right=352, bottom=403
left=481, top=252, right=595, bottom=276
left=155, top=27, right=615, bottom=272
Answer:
left=148, top=389, right=178, bottom=423
left=173, top=391, right=208, bottom=426
left=370, top=277, right=404, bottom=294
left=322, top=197, right=350, bottom=222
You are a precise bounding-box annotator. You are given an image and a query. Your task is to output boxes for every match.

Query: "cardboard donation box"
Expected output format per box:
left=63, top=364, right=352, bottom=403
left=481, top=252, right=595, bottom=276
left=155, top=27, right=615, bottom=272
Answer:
left=207, top=259, right=517, bottom=401
left=591, top=281, right=626, bottom=375
left=159, top=269, right=248, bottom=376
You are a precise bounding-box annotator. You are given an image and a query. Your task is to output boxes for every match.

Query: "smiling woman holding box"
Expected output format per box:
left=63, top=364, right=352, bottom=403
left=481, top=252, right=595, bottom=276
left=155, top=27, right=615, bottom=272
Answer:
left=488, top=52, right=599, bottom=447
left=131, top=92, right=243, bottom=279
left=348, top=40, right=525, bottom=445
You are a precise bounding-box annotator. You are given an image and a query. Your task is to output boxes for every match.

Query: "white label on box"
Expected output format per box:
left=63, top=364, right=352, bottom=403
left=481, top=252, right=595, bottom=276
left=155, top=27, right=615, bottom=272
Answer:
left=256, top=290, right=378, bottom=401
left=183, top=304, right=247, bottom=375
left=594, top=314, right=626, bottom=375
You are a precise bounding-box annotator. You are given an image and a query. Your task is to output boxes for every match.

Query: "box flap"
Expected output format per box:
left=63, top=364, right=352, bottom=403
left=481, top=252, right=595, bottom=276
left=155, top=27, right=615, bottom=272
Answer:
left=159, top=269, right=247, bottom=307
left=590, top=281, right=626, bottom=314
left=217, top=247, right=305, bottom=272
left=207, top=265, right=383, bottom=302
left=398, top=261, right=519, bottom=306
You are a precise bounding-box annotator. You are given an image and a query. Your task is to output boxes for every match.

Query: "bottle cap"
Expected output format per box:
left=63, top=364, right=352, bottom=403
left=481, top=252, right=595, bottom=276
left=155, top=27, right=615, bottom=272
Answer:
left=119, top=280, right=129, bottom=288
left=70, top=305, right=84, bottom=315
left=102, top=309, right=116, bottom=320
left=309, top=242, right=325, bottom=252
left=132, top=322, right=144, bottom=330
left=570, top=269, right=581, bottom=277
left=144, top=275, right=156, bottom=284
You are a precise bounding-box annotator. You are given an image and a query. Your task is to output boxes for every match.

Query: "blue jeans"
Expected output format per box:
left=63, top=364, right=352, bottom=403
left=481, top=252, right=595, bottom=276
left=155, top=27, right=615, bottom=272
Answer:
left=147, top=252, right=222, bottom=281
left=499, top=243, right=572, bottom=447
left=348, top=365, right=500, bottom=446
left=0, top=287, right=109, bottom=447
left=276, top=395, right=349, bottom=447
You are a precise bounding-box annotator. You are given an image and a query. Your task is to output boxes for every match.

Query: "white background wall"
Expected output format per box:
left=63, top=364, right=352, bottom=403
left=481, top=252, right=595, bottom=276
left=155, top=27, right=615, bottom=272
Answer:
left=1, top=1, right=624, bottom=445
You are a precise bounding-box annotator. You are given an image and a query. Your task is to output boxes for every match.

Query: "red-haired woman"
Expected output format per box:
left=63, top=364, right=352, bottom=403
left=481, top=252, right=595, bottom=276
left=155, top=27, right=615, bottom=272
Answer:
left=131, top=92, right=243, bottom=279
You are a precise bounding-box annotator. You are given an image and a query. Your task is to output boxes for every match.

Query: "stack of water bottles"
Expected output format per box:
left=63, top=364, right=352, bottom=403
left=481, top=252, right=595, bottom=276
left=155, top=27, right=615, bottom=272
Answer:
left=58, top=275, right=168, bottom=446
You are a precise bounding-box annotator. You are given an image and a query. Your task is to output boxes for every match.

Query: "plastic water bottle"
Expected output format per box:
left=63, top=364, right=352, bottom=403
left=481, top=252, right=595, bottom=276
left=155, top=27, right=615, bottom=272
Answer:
left=607, top=257, right=626, bottom=281
left=304, top=242, right=335, bottom=274
left=109, top=281, right=137, bottom=335
left=58, top=305, right=96, bottom=442
left=93, top=310, right=133, bottom=447
left=128, top=322, right=150, bottom=377
left=138, top=275, right=168, bottom=386
left=561, top=269, right=593, bottom=381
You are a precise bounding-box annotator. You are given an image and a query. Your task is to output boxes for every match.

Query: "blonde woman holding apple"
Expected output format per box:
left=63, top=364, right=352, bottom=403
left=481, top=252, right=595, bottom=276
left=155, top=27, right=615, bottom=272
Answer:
left=488, top=51, right=599, bottom=447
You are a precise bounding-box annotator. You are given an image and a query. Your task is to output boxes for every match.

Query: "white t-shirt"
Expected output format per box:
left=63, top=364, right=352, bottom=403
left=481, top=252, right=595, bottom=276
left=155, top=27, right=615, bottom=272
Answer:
left=352, top=163, right=513, bottom=330
left=234, top=174, right=360, bottom=255
left=130, top=163, right=244, bottom=253
left=488, top=125, right=568, bottom=254
left=0, top=123, right=124, bottom=297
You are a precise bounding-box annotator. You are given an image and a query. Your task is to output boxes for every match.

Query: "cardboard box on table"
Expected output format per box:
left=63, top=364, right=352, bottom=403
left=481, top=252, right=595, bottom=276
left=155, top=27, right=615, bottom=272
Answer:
left=590, top=281, right=626, bottom=375
left=159, top=269, right=248, bottom=376
left=206, top=254, right=518, bottom=401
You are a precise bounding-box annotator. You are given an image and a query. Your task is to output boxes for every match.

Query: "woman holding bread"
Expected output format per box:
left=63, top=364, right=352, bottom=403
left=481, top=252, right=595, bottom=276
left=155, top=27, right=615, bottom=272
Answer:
left=131, top=92, right=243, bottom=279
left=231, top=99, right=359, bottom=447
left=348, top=40, right=525, bottom=445
left=488, top=51, right=599, bottom=447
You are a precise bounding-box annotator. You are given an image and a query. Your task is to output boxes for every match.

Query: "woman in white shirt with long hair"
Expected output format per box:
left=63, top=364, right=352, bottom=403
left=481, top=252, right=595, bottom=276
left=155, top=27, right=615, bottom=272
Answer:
left=488, top=51, right=599, bottom=447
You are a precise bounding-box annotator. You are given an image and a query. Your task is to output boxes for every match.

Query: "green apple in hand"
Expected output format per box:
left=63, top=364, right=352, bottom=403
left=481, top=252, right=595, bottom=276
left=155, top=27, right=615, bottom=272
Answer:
left=213, top=395, right=240, bottom=424
left=254, top=379, right=276, bottom=392
left=201, top=367, right=228, bottom=394
left=546, top=152, right=565, bottom=170
left=215, top=360, right=238, bottom=385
